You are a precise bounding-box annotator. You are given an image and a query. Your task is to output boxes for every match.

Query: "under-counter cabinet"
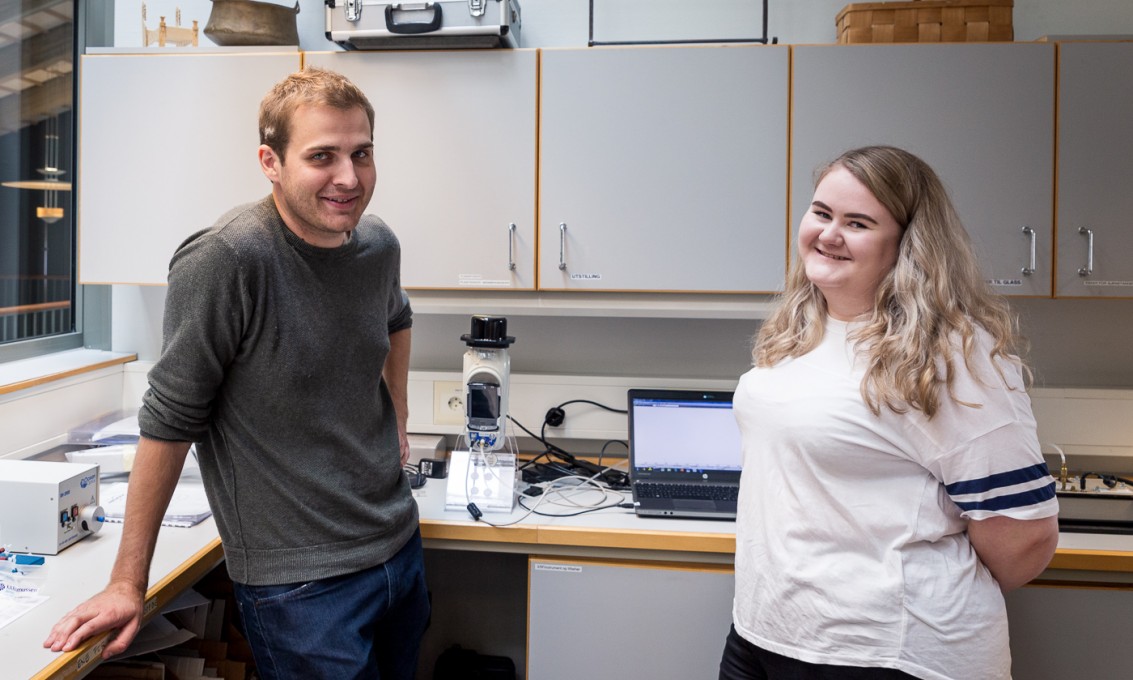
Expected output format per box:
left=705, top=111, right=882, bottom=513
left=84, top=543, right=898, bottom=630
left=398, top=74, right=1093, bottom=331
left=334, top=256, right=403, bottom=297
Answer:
left=1055, top=41, right=1133, bottom=298
left=791, top=44, right=1055, bottom=297
left=79, top=51, right=301, bottom=284
left=538, top=45, right=790, bottom=293
left=527, top=557, right=734, bottom=678
left=305, top=50, right=538, bottom=290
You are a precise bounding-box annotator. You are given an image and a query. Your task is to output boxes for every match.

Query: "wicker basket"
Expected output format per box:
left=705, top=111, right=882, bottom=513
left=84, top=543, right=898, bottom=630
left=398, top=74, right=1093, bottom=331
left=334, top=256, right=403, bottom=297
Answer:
left=836, top=0, right=1013, bottom=44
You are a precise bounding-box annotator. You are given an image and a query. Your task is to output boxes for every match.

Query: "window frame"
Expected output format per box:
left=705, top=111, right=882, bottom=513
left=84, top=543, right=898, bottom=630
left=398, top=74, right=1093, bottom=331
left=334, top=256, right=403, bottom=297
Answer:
left=0, top=0, right=113, bottom=367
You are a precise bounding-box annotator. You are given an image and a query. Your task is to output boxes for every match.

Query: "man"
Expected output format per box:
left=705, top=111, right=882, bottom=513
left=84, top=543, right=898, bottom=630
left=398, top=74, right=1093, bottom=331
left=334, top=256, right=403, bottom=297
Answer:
left=44, top=67, right=429, bottom=679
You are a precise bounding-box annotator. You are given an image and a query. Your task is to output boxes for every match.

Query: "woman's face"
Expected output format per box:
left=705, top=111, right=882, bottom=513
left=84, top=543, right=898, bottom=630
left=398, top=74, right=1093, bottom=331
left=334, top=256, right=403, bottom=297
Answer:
left=798, top=166, right=904, bottom=321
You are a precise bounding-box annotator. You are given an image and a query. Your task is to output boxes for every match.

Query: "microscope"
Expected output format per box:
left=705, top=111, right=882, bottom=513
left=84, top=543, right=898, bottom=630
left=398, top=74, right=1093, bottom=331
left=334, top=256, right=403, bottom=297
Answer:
left=445, top=315, right=519, bottom=513
left=461, top=315, right=516, bottom=451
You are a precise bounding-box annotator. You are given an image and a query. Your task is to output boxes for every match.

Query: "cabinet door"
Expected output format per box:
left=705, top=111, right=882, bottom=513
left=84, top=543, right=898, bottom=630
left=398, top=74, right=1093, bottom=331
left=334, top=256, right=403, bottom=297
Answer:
left=1055, top=42, right=1133, bottom=298
left=792, top=44, right=1055, bottom=297
left=79, top=52, right=301, bottom=284
left=539, top=46, right=789, bottom=293
left=528, top=558, right=734, bottom=679
left=305, top=50, right=538, bottom=290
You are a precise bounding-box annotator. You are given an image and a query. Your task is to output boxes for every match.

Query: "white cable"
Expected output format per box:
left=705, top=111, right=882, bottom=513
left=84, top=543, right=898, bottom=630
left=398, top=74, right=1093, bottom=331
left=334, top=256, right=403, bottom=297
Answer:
left=1042, top=442, right=1066, bottom=468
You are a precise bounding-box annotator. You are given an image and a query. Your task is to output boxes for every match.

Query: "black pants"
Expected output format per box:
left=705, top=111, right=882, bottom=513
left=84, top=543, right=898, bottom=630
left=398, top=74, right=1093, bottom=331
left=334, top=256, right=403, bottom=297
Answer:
left=719, top=625, right=919, bottom=680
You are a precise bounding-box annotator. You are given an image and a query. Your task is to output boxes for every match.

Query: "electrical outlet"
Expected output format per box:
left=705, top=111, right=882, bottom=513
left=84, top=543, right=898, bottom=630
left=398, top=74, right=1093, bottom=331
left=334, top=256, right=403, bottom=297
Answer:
left=433, top=381, right=465, bottom=426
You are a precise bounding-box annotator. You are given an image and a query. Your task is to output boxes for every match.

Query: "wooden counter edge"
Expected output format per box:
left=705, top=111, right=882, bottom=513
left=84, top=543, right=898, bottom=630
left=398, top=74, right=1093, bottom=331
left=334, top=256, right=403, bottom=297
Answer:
left=1048, top=548, right=1133, bottom=573
left=421, top=517, right=735, bottom=554
left=31, top=537, right=225, bottom=680
left=422, top=520, right=1133, bottom=568
left=0, top=353, right=137, bottom=396
left=421, top=519, right=541, bottom=545
left=536, top=525, right=736, bottom=553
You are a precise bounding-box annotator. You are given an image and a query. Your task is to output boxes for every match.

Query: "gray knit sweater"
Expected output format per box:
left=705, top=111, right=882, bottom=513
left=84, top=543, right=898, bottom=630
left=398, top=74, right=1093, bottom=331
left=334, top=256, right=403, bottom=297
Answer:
left=138, top=196, right=418, bottom=586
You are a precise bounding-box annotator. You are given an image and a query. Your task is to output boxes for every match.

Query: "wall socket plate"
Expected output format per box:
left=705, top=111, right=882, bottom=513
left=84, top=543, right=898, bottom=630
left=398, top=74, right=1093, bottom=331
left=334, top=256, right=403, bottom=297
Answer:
left=432, top=381, right=465, bottom=426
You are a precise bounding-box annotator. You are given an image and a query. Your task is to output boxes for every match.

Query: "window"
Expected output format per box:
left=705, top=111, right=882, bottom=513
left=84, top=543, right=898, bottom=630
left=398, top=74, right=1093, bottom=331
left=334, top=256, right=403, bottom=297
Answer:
left=0, top=1, right=109, bottom=363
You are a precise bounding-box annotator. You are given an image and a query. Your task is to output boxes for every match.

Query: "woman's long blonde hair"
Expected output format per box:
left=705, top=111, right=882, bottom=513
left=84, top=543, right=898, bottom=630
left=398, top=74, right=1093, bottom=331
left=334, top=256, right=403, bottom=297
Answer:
left=754, top=145, right=1027, bottom=418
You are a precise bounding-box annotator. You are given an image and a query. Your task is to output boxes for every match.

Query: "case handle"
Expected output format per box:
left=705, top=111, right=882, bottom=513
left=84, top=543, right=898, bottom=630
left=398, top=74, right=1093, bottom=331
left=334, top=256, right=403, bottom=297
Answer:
left=385, top=3, right=443, bottom=34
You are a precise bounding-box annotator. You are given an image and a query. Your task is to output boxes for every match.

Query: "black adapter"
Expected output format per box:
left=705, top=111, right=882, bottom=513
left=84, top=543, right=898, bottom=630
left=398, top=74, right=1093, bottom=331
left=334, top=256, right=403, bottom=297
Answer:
left=544, top=407, right=566, bottom=427
left=420, top=458, right=449, bottom=479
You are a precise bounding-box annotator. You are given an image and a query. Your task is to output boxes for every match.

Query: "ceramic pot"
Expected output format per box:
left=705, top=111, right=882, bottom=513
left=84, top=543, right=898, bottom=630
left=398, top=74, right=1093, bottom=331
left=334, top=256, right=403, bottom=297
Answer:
left=204, top=0, right=300, bottom=46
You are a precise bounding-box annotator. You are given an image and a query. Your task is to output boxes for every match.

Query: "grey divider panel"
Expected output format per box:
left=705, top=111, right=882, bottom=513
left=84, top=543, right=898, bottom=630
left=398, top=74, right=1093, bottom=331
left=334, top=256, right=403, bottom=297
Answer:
left=528, top=557, right=734, bottom=678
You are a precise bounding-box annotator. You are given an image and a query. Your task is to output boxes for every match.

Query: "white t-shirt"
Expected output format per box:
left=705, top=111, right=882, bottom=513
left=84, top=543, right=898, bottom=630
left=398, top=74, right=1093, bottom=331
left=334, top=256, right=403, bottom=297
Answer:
left=732, top=317, right=1058, bottom=680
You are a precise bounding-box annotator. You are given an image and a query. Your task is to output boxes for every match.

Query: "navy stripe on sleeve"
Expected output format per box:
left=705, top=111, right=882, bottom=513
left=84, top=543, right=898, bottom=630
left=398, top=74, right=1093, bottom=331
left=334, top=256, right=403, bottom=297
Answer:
left=945, top=463, right=1051, bottom=496
left=951, top=481, right=1057, bottom=513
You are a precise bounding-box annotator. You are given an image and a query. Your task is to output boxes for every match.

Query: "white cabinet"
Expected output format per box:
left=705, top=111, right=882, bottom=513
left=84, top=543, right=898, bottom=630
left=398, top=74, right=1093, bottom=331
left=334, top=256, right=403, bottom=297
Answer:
left=305, top=50, right=538, bottom=291
left=79, top=51, right=301, bottom=284
left=528, top=557, right=734, bottom=679
left=1055, top=41, right=1133, bottom=298
left=791, top=44, right=1055, bottom=297
left=538, top=45, right=789, bottom=293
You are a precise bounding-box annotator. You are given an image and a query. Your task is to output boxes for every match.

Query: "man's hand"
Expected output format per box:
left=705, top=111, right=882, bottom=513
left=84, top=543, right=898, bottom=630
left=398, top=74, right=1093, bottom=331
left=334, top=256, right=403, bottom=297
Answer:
left=43, top=580, right=147, bottom=659
left=398, top=429, right=411, bottom=466
left=384, top=327, right=412, bottom=467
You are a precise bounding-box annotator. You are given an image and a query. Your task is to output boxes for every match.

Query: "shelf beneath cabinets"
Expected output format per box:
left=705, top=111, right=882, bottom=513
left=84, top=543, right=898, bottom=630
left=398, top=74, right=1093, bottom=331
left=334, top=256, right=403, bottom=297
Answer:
left=406, top=290, right=780, bottom=320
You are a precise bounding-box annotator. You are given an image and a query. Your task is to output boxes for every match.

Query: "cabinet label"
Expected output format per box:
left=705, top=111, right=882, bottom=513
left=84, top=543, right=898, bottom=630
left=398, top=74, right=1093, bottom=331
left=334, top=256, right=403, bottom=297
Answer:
left=458, top=275, right=512, bottom=287
left=1084, top=280, right=1133, bottom=287
left=570, top=273, right=602, bottom=281
left=534, top=563, right=583, bottom=574
left=987, top=278, right=1023, bottom=287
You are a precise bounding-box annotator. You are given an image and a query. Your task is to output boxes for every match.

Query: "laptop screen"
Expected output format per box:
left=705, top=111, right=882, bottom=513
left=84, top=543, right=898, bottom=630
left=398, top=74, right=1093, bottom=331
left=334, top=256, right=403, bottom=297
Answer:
left=628, top=389, right=743, bottom=476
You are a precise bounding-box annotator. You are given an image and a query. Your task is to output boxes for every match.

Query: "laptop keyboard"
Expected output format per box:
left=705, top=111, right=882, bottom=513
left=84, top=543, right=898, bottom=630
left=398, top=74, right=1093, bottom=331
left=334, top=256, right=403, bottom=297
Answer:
left=635, top=482, right=739, bottom=502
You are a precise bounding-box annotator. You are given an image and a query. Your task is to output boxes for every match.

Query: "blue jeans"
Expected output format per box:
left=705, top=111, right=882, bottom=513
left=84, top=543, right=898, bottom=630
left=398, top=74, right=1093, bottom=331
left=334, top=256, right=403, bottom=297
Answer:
left=233, top=529, right=430, bottom=680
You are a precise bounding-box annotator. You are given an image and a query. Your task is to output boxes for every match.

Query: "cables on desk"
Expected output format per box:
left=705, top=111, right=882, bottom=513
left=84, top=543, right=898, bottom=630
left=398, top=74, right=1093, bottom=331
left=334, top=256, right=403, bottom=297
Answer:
left=467, top=464, right=632, bottom=526
left=508, top=412, right=630, bottom=490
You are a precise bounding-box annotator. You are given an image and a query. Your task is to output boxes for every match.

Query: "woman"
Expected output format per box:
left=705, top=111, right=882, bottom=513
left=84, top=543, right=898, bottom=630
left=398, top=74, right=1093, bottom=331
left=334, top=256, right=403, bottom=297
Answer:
left=721, top=146, right=1059, bottom=680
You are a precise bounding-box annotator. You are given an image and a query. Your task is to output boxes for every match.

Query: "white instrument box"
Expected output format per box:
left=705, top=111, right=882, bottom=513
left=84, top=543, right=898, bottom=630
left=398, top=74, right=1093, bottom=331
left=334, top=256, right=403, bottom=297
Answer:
left=0, top=460, right=105, bottom=555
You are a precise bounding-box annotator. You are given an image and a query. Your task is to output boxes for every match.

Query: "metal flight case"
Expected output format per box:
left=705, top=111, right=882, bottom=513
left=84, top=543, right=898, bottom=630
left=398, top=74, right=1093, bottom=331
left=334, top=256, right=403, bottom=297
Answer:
left=326, top=0, right=521, bottom=49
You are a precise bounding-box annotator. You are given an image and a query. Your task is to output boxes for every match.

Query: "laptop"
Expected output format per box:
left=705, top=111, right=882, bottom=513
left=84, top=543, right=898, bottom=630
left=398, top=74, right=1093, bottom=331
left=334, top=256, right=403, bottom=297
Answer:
left=627, top=388, right=743, bottom=520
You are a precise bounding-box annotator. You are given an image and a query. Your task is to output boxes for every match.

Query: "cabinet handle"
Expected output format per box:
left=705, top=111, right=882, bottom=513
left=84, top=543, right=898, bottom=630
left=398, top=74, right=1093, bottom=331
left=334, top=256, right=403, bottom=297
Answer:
left=558, top=222, right=567, bottom=270
left=1021, top=226, right=1036, bottom=276
left=1078, top=227, right=1094, bottom=277
left=507, top=223, right=517, bottom=271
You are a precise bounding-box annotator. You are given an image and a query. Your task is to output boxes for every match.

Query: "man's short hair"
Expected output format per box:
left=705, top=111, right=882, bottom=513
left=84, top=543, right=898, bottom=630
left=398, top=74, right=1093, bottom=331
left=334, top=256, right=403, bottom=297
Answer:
left=259, top=66, right=376, bottom=161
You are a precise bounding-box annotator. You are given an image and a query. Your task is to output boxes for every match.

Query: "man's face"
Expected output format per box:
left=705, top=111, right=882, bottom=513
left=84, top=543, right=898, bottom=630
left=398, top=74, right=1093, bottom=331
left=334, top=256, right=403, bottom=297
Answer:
left=258, top=103, right=376, bottom=248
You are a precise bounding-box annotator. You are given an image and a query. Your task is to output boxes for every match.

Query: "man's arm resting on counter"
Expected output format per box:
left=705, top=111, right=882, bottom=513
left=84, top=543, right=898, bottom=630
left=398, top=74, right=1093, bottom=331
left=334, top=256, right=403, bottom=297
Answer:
left=968, top=514, right=1060, bottom=593
left=383, top=327, right=412, bottom=465
left=43, top=436, right=192, bottom=658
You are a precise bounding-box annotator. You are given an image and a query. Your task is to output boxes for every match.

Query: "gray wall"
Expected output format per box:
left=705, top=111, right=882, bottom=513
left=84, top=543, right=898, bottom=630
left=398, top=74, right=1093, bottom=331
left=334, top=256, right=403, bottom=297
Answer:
left=408, top=299, right=1133, bottom=388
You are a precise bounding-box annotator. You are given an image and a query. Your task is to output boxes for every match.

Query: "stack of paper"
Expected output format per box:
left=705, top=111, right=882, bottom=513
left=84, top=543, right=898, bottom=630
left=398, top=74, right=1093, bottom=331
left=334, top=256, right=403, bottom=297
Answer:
left=90, top=414, right=142, bottom=445
left=101, top=481, right=212, bottom=528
